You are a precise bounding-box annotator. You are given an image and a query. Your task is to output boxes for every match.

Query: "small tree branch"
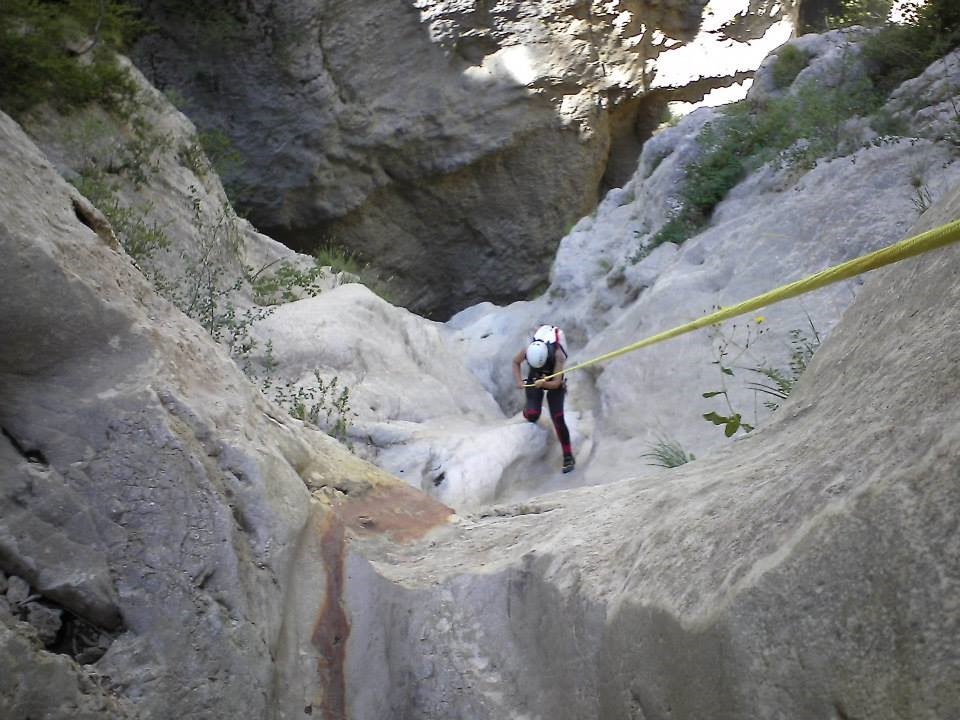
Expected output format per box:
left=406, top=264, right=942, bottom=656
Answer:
left=73, top=0, right=107, bottom=56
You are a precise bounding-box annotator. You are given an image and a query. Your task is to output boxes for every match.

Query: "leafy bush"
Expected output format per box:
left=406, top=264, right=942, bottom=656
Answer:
left=0, top=0, right=141, bottom=116
left=160, top=185, right=260, bottom=347
left=310, top=242, right=400, bottom=302
left=643, top=8, right=960, bottom=254
left=700, top=318, right=765, bottom=437
left=861, top=0, right=960, bottom=97
left=772, top=45, right=811, bottom=89
left=827, top=0, right=894, bottom=29
left=65, top=90, right=356, bottom=444
left=72, top=151, right=170, bottom=271
left=100, top=199, right=171, bottom=268
left=175, top=127, right=250, bottom=205
left=248, top=260, right=328, bottom=305
left=646, top=69, right=881, bottom=250
left=644, top=118, right=749, bottom=251
left=260, top=367, right=355, bottom=444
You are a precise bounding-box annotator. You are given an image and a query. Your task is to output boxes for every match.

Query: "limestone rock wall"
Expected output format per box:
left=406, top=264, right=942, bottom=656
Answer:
left=231, top=42, right=960, bottom=514
left=450, top=42, right=960, bottom=492
left=0, top=111, right=449, bottom=720
left=243, top=283, right=549, bottom=511
left=344, top=181, right=960, bottom=719
left=133, top=0, right=793, bottom=317
left=3, top=19, right=959, bottom=720
left=22, top=58, right=341, bottom=317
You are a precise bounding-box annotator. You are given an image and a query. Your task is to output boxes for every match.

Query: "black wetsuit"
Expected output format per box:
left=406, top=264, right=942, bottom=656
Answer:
left=523, top=346, right=573, bottom=458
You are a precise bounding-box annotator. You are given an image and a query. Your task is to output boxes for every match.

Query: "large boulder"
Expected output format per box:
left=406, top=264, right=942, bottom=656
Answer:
left=0, top=111, right=450, bottom=719
left=245, top=284, right=564, bottom=510
left=133, top=0, right=794, bottom=317
left=885, top=48, right=960, bottom=144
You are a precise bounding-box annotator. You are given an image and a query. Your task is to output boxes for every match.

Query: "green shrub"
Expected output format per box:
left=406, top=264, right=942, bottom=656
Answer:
left=260, top=369, right=355, bottom=445
left=176, top=127, right=248, bottom=202
left=67, top=100, right=356, bottom=445
left=0, top=0, right=142, bottom=117
left=647, top=15, right=960, bottom=253
left=644, top=216, right=698, bottom=254
left=772, top=45, right=811, bottom=89
left=826, top=0, right=893, bottom=29
left=164, top=185, right=247, bottom=340
left=249, top=260, right=328, bottom=306
left=69, top=109, right=174, bottom=268
left=649, top=68, right=882, bottom=248
left=868, top=106, right=911, bottom=136
left=646, top=117, right=748, bottom=249
left=72, top=166, right=170, bottom=270
left=198, top=128, right=243, bottom=181
left=701, top=317, right=765, bottom=438
left=861, top=0, right=960, bottom=97
left=178, top=142, right=207, bottom=178
left=101, top=200, right=171, bottom=268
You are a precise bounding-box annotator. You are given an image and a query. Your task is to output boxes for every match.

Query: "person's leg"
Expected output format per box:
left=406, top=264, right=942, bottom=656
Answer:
left=546, top=387, right=574, bottom=462
left=523, top=387, right=545, bottom=423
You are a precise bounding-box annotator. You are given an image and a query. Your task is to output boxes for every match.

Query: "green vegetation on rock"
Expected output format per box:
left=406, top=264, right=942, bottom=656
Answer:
left=772, top=45, right=811, bottom=89
left=641, top=435, right=696, bottom=468
left=861, top=0, right=960, bottom=96
left=701, top=316, right=821, bottom=438
left=646, top=73, right=878, bottom=252
left=826, top=0, right=894, bottom=29
left=639, top=0, right=960, bottom=257
left=0, top=0, right=142, bottom=116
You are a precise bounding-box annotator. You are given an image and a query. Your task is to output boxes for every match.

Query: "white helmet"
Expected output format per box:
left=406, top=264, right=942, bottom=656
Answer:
left=526, top=340, right=549, bottom=369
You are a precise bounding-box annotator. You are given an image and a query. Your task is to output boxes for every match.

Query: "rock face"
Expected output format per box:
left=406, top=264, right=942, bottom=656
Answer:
left=3, top=22, right=960, bottom=720
left=344, top=183, right=960, bottom=718
left=173, top=37, right=960, bottom=519
left=244, top=283, right=558, bottom=510
left=133, top=0, right=794, bottom=317
left=245, top=45, right=960, bottom=512
left=0, top=111, right=450, bottom=720
left=885, top=48, right=960, bottom=144
left=22, top=58, right=344, bottom=318
left=450, top=38, right=960, bottom=490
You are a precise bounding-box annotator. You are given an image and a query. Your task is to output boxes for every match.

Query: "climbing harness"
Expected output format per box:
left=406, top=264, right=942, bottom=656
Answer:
left=534, top=217, right=960, bottom=383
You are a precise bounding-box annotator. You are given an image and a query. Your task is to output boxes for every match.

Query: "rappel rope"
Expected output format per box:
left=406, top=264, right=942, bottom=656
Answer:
left=532, top=217, right=960, bottom=384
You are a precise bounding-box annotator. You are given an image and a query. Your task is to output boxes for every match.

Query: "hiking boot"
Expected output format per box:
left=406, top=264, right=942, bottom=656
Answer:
left=562, top=455, right=575, bottom=473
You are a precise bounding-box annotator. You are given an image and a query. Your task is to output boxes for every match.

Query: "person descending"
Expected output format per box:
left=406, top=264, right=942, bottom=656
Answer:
left=512, top=324, right=576, bottom=473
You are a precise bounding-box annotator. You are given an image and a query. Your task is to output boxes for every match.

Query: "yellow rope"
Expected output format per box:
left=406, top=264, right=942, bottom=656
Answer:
left=532, top=217, right=960, bottom=383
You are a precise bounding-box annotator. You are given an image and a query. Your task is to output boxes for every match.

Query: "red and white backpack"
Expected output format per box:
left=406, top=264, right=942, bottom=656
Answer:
left=532, top=324, right=567, bottom=360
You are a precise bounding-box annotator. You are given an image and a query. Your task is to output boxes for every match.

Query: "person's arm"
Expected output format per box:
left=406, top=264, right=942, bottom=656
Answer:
left=534, top=348, right=565, bottom=390
left=512, top=349, right=527, bottom=389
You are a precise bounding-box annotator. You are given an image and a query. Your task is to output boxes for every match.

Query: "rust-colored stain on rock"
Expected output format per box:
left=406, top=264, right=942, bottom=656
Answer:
left=309, top=481, right=451, bottom=717
left=333, top=482, right=454, bottom=543
left=312, top=513, right=349, bottom=720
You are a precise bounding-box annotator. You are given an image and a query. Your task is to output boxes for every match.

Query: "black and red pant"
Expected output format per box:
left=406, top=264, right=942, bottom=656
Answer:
left=523, top=385, right=573, bottom=457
